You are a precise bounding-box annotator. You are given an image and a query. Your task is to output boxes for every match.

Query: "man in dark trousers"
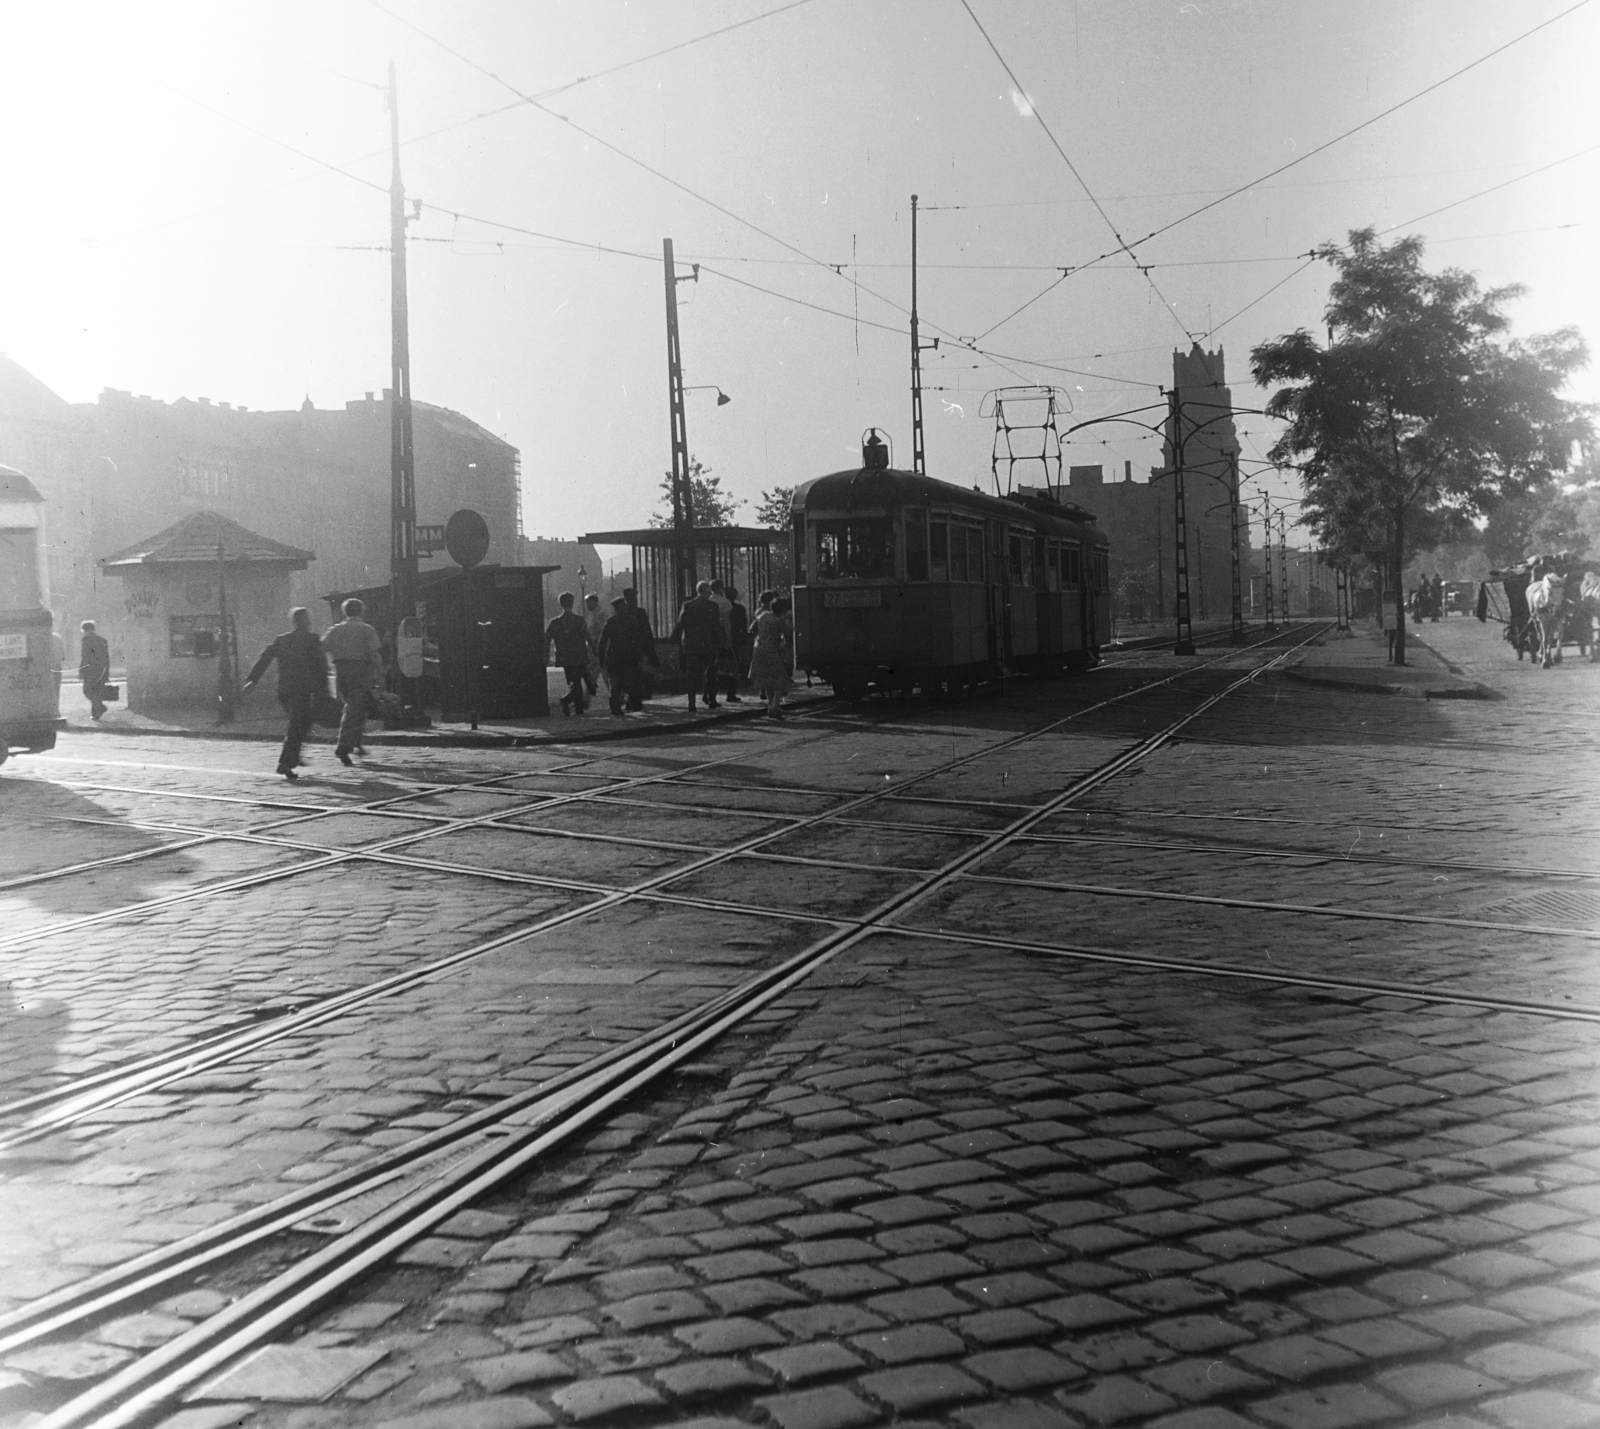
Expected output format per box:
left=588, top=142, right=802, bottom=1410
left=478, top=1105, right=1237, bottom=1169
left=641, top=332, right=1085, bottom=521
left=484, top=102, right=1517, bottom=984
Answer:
left=243, top=607, right=329, bottom=780
left=544, top=591, right=593, bottom=716
left=78, top=620, right=110, bottom=721
left=596, top=596, right=646, bottom=715
left=622, top=587, right=660, bottom=711
left=724, top=585, right=749, bottom=703
left=671, top=579, right=728, bottom=712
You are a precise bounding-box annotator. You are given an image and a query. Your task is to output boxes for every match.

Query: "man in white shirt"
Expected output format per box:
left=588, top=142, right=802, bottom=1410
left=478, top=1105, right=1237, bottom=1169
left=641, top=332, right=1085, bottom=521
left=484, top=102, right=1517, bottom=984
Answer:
left=322, top=597, right=383, bottom=764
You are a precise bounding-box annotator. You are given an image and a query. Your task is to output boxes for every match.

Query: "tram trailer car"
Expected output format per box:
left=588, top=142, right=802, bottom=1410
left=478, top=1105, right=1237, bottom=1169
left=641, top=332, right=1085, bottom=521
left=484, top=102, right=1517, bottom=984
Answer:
left=0, top=464, right=64, bottom=763
left=792, top=442, right=1110, bottom=701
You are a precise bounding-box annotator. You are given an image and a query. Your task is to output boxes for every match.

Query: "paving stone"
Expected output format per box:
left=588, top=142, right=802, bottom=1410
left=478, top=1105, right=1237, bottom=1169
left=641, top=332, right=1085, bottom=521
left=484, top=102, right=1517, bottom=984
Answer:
left=674, top=1316, right=786, bottom=1354
left=603, top=1289, right=709, bottom=1330
left=466, top=1350, right=572, bottom=1392
left=1404, top=1305, right=1529, bottom=1341
left=865, top=1285, right=972, bottom=1322
left=1374, top=1360, right=1506, bottom=1408
left=963, top=1346, right=1083, bottom=1391
left=955, top=1398, right=1081, bottom=1429
left=656, top=1356, right=768, bottom=1399
left=1478, top=1390, right=1600, bottom=1428
left=1036, top=1293, right=1143, bottom=1331
left=549, top=1374, right=663, bottom=1421
left=1233, top=1334, right=1363, bottom=1381
left=1465, top=1340, right=1591, bottom=1382
left=792, top=1238, right=884, bottom=1267
left=703, top=1276, right=810, bottom=1313
left=771, top=1304, right=890, bottom=1340
left=956, top=1307, right=1057, bottom=1345
left=1367, top=1268, right=1473, bottom=1308
left=97, top=1312, right=194, bottom=1348
left=188, top=1344, right=388, bottom=1402
left=574, top=1337, right=680, bottom=1380
left=849, top=1324, right=964, bottom=1365
left=757, top=1382, right=880, bottom=1429
left=1145, top=1316, right=1254, bottom=1353
left=368, top=1399, right=552, bottom=1429
left=1320, top=1317, right=1444, bottom=1359
left=498, top=1316, right=599, bottom=1349
left=1141, top=1356, right=1268, bottom=1403
left=1251, top=1383, right=1400, bottom=1429
left=954, top=1272, right=1058, bottom=1307
left=1058, top=1373, right=1179, bottom=1424
left=857, top=1361, right=986, bottom=1412
left=759, top=1342, right=865, bottom=1384
left=687, top=1249, right=791, bottom=1282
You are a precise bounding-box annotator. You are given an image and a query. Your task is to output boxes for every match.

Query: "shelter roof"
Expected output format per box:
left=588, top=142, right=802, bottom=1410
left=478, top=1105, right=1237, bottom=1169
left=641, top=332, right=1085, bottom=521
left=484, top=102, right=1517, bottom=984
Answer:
left=582, top=526, right=782, bottom=546
left=100, top=509, right=313, bottom=570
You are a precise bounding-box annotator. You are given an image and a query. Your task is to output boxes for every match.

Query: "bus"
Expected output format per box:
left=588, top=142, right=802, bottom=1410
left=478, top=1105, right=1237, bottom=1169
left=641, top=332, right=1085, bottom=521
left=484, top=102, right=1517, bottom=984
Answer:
left=0, top=464, right=65, bottom=764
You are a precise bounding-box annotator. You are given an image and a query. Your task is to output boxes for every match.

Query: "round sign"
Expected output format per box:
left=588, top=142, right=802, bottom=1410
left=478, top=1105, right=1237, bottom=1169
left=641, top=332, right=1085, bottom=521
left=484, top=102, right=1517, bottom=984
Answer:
left=444, top=509, right=490, bottom=568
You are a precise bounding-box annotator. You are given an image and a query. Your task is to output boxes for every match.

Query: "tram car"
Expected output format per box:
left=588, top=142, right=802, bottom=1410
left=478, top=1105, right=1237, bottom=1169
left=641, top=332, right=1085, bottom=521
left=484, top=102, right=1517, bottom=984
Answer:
left=792, top=434, right=1111, bottom=700
left=0, top=463, right=64, bottom=764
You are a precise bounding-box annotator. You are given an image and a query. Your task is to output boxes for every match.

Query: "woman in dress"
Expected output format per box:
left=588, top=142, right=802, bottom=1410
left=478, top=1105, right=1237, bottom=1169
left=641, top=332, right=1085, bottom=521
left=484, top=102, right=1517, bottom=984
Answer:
left=747, top=591, right=794, bottom=716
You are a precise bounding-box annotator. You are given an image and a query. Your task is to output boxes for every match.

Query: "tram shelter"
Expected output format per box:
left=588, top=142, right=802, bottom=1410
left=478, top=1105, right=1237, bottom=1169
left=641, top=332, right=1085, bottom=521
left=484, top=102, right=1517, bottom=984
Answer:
left=581, top=526, right=782, bottom=652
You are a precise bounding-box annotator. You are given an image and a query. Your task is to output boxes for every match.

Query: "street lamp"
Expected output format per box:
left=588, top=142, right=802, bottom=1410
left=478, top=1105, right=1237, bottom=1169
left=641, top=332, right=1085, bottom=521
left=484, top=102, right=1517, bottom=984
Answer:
left=685, top=386, right=732, bottom=406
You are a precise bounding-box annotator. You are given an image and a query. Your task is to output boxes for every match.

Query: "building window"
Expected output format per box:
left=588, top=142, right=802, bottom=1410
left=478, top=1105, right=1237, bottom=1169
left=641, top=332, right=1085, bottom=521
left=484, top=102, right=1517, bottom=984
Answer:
left=178, top=458, right=238, bottom=502
left=169, top=614, right=224, bottom=658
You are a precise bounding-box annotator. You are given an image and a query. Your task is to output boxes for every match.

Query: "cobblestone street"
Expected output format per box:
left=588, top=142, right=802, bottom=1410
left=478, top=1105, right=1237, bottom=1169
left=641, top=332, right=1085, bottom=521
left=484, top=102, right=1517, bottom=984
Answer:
left=3, top=621, right=1599, bottom=1429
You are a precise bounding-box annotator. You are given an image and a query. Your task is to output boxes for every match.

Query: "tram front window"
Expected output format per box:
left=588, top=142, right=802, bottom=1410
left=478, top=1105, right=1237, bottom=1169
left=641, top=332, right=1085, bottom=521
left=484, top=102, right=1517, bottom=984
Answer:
left=814, top=517, right=893, bottom=580
left=0, top=528, right=41, bottom=609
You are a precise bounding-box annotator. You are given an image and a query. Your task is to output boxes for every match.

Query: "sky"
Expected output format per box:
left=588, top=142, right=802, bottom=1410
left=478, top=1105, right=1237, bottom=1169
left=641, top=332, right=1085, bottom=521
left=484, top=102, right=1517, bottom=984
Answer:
left=2, top=0, right=1596, bottom=552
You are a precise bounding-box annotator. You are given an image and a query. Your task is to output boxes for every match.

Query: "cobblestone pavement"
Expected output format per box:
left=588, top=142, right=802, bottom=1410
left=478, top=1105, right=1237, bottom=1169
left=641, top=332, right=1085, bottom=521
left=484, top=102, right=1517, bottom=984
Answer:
left=2, top=624, right=1599, bottom=1428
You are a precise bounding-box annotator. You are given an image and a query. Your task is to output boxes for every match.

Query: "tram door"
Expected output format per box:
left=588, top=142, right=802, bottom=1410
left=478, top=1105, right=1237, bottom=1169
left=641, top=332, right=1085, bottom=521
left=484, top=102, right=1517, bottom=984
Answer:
left=986, top=520, right=1011, bottom=664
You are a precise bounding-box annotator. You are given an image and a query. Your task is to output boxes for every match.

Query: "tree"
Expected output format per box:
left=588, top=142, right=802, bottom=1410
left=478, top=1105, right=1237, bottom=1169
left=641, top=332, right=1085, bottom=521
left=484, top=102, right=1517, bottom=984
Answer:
left=756, top=485, right=795, bottom=531
left=1251, top=229, right=1591, bottom=663
left=650, top=459, right=743, bottom=529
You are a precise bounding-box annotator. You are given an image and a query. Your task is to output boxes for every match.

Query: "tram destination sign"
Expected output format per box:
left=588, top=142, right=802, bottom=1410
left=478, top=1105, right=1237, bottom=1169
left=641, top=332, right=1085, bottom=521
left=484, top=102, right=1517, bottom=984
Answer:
left=824, top=590, right=882, bottom=608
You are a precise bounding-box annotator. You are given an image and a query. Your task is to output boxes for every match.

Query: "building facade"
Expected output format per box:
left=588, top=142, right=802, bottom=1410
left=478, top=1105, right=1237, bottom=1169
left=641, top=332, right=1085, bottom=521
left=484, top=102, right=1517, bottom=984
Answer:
left=0, top=358, right=523, bottom=662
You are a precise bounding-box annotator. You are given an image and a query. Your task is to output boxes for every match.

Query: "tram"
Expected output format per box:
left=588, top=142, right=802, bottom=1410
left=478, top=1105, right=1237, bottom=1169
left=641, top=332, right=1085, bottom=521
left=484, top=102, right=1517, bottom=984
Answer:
left=0, top=464, right=64, bottom=764
left=792, top=434, right=1111, bottom=700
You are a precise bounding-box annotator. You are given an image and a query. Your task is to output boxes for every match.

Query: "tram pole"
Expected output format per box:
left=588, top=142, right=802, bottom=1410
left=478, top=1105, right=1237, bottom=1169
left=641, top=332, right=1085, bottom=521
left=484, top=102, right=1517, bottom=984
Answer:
left=1262, top=498, right=1276, bottom=633
left=663, top=238, right=696, bottom=605
left=388, top=62, right=418, bottom=690
left=1169, top=389, right=1195, bottom=656
left=1228, top=449, right=1244, bottom=644
left=215, top=541, right=236, bottom=724
left=1278, top=507, right=1289, bottom=623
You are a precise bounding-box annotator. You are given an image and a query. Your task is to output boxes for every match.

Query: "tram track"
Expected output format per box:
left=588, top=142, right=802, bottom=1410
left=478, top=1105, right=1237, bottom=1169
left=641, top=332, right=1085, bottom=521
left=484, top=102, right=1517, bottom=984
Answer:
left=0, top=635, right=1307, bottom=1157
left=15, top=625, right=1325, bottom=1429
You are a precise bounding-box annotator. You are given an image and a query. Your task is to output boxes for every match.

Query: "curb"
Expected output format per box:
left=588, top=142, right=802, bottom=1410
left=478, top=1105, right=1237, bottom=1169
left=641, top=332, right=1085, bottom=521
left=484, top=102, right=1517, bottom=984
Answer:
left=53, top=697, right=829, bottom=750
left=1282, top=667, right=1501, bottom=701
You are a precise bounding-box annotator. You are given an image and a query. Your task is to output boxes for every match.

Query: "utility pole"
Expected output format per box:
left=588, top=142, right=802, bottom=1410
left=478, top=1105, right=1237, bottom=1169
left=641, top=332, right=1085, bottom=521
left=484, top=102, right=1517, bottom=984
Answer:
left=1228, top=449, right=1244, bottom=644
left=1169, top=389, right=1195, bottom=655
left=1278, top=508, right=1289, bottom=623
left=909, top=195, right=931, bottom=477
left=215, top=541, right=236, bottom=724
left=1337, top=562, right=1350, bottom=632
left=663, top=238, right=695, bottom=604
left=1262, top=499, right=1276, bottom=632
left=388, top=62, right=418, bottom=681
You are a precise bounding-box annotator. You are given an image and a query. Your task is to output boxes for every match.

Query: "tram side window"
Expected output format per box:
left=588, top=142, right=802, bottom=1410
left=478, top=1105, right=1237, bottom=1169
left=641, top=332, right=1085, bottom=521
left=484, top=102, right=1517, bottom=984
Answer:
left=904, top=508, right=928, bottom=581
left=929, top=519, right=949, bottom=580
left=1045, top=542, right=1061, bottom=593
left=968, top=526, right=985, bottom=583
left=1094, top=550, right=1110, bottom=593
left=814, top=517, right=893, bottom=581
left=794, top=524, right=807, bottom=586
left=1062, top=543, right=1082, bottom=589
left=0, top=528, right=41, bottom=609
left=949, top=522, right=968, bottom=581
left=1007, top=533, right=1024, bottom=583
left=1021, top=535, right=1035, bottom=588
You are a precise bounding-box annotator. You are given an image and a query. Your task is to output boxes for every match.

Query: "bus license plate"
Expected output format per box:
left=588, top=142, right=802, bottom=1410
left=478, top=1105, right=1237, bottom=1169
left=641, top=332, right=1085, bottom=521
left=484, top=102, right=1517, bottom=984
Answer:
left=824, top=590, right=882, bottom=608
left=0, top=633, right=27, bottom=660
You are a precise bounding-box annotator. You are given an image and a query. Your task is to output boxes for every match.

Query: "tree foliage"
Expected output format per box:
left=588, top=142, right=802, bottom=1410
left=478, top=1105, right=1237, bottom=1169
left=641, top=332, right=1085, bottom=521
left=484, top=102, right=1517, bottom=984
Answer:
left=650, top=459, right=743, bottom=529
left=755, top=485, right=796, bottom=531
left=1250, top=228, right=1591, bottom=660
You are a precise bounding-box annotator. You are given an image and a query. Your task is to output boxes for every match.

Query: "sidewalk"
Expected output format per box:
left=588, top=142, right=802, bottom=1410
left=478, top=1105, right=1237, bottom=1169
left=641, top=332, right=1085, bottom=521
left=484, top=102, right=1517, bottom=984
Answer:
left=1282, top=624, right=1500, bottom=700
left=55, top=679, right=834, bottom=749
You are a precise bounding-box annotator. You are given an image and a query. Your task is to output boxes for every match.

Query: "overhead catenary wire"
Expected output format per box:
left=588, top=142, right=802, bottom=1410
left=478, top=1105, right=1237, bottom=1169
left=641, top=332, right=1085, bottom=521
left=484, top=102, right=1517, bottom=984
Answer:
left=958, top=0, right=1196, bottom=344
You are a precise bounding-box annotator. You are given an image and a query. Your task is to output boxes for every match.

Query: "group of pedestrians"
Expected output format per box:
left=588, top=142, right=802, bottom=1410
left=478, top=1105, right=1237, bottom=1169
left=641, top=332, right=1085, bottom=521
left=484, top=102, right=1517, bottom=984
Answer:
left=544, top=586, right=660, bottom=717
left=243, top=598, right=382, bottom=778
left=216, top=576, right=796, bottom=779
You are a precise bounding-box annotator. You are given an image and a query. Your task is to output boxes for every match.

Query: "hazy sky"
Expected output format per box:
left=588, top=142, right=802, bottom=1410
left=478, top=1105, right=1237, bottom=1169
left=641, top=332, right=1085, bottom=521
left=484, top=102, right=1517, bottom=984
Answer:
left=3, top=0, right=1595, bottom=547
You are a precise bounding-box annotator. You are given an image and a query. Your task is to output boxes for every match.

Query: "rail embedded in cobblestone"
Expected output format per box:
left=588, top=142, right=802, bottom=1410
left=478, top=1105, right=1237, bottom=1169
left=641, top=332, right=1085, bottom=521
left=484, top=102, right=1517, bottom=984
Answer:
left=13, top=631, right=1328, bottom=1428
